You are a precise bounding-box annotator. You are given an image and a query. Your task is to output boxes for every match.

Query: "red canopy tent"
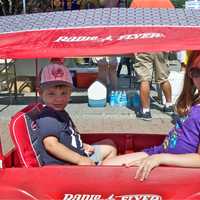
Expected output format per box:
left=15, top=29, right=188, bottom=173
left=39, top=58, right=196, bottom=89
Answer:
left=0, top=8, right=200, bottom=59
left=130, top=0, right=175, bottom=8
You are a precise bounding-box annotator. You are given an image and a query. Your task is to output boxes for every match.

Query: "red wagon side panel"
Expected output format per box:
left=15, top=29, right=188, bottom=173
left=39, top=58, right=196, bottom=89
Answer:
left=0, top=166, right=200, bottom=200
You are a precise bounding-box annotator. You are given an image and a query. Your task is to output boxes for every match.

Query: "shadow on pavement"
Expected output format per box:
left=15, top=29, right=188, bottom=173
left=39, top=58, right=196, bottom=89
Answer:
left=0, top=93, right=89, bottom=105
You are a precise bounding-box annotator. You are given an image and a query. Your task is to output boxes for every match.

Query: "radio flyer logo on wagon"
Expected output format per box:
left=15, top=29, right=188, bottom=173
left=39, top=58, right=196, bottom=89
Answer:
left=54, top=32, right=165, bottom=43
left=63, top=194, right=162, bottom=200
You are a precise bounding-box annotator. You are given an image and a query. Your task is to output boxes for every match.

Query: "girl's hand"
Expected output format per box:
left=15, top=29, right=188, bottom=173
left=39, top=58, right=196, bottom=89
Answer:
left=134, top=155, right=162, bottom=181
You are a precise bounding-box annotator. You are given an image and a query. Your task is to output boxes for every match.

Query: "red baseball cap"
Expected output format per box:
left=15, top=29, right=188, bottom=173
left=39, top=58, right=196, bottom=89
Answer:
left=40, top=63, right=73, bottom=88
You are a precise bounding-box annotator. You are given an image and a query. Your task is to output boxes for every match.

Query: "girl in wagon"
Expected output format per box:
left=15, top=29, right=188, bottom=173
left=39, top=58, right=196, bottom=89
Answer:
left=36, top=61, right=117, bottom=166
left=103, top=50, right=200, bottom=181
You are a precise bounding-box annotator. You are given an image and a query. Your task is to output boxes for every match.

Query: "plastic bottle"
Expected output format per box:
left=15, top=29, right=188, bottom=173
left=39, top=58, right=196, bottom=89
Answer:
left=113, top=91, right=116, bottom=106
left=119, top=90, right=124, bottom=106
left=114, top=90, right=119, bottom=106
left=118, top=91, right=121, bottom=104
left=124, top=90, right=128, bottom=107
left=110, top=90, right=115, bottom=106
left=121, top=90, right=128, bottom=107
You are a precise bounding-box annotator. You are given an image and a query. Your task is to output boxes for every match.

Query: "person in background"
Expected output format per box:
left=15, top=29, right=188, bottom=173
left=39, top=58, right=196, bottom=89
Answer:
left=26, top=0, right=52, bottom=13
left=177, top=50, right=192, bottom=72
left=117, top=56, right=132, bottom=77
left=134, top=52, right=173, bottom=120
left=102, top=50, right=200, bottom=181
left=35, top=62, right=117, bottom=165
left=80, top=0, right=101, bottom=9
left=79, top=0, right=119, bottom=9
left=92, top=56, right=120, bottom=91
left=98, top=0, right=119, bottom=7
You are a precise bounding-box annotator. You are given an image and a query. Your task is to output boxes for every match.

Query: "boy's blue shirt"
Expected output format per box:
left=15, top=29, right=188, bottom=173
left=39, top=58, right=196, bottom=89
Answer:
left=35, top=106, right=86, bottom=165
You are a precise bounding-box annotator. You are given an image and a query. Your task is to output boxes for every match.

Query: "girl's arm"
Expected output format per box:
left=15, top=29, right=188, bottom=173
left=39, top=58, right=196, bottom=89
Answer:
left=43, top=136, right=95, bottom=165
left=157, top=153, right=200, bottom=167
left=132, top=151, right=200, bottom=181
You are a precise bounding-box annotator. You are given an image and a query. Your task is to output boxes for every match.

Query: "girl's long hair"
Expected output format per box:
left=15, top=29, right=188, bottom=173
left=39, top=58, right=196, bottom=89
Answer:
left=176, top=51, right=200, bottom=116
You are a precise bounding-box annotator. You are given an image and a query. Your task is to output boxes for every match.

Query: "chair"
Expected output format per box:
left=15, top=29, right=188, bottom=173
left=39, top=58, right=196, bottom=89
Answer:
left=9, top=103, right=43, bottom=167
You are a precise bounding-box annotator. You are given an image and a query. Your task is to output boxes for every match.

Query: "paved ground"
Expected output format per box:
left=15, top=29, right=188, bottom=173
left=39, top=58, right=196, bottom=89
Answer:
left=0, top=61, right=180, bottom=155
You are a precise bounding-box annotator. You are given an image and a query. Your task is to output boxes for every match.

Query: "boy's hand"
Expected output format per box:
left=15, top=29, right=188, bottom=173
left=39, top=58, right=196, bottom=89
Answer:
left=83, top=143, right=95, bottom=156
left=77, top=156, right=96, bottom=166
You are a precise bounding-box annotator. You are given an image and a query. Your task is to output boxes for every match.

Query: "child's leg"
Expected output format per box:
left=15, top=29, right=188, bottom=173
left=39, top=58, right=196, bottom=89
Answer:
left=92, top=139, right=117, bottom=162
left=102, top=152, right=148, bottom=166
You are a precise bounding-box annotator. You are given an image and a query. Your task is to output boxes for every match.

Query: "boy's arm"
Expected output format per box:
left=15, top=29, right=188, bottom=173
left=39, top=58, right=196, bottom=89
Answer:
left=83, top=143, right=95, bottom=152
left=43, top=136, right=95, bottom=165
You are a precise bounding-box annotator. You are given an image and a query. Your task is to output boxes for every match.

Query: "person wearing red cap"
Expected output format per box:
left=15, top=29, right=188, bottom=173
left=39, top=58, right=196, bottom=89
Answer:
left=102, top=51, right=200, bottom=181
left=35, top=63, right=117, bottom=166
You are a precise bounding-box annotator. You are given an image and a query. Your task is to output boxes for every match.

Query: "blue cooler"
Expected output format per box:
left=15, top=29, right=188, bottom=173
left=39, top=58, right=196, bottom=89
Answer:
left=88, top=81, right=107, bottom=107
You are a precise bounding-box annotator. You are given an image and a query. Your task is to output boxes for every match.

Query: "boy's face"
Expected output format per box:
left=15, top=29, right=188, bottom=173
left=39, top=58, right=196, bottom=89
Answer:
left=40, top=85, right=72, bottom=111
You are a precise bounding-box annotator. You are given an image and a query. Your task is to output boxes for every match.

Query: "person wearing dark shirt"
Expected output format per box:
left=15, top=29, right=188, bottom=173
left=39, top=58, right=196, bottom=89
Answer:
left=36, top=62, right=117, bottom=165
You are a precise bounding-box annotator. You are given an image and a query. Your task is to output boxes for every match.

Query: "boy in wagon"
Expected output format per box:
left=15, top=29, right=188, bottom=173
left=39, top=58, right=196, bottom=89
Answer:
left=36, top=62, right=117, bottom=165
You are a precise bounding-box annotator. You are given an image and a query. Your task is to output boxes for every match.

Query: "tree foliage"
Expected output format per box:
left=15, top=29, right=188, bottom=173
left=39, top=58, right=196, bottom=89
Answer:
left=171, top=0, right=186, bottom=8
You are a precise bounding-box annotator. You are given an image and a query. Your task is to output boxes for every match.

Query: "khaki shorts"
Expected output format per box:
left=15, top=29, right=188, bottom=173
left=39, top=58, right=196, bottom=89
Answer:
left=89, top=145, right=102, bottom=164
left=134, top=52, right=170, bottom=84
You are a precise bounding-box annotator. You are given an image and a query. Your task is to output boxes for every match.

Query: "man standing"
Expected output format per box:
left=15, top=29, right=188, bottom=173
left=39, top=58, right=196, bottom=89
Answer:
left=92, top=57, right=120, bottom=91
left=134, top=52, right=173, bottom=120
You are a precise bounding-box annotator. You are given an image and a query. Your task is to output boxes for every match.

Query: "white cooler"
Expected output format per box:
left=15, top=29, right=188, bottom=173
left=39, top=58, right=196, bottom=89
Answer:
left=88, top=81, right=107, bottom=107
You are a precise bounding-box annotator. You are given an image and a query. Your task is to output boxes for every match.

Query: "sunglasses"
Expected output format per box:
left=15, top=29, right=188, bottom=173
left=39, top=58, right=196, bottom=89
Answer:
left=190, top=69, right=200, bottom=78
